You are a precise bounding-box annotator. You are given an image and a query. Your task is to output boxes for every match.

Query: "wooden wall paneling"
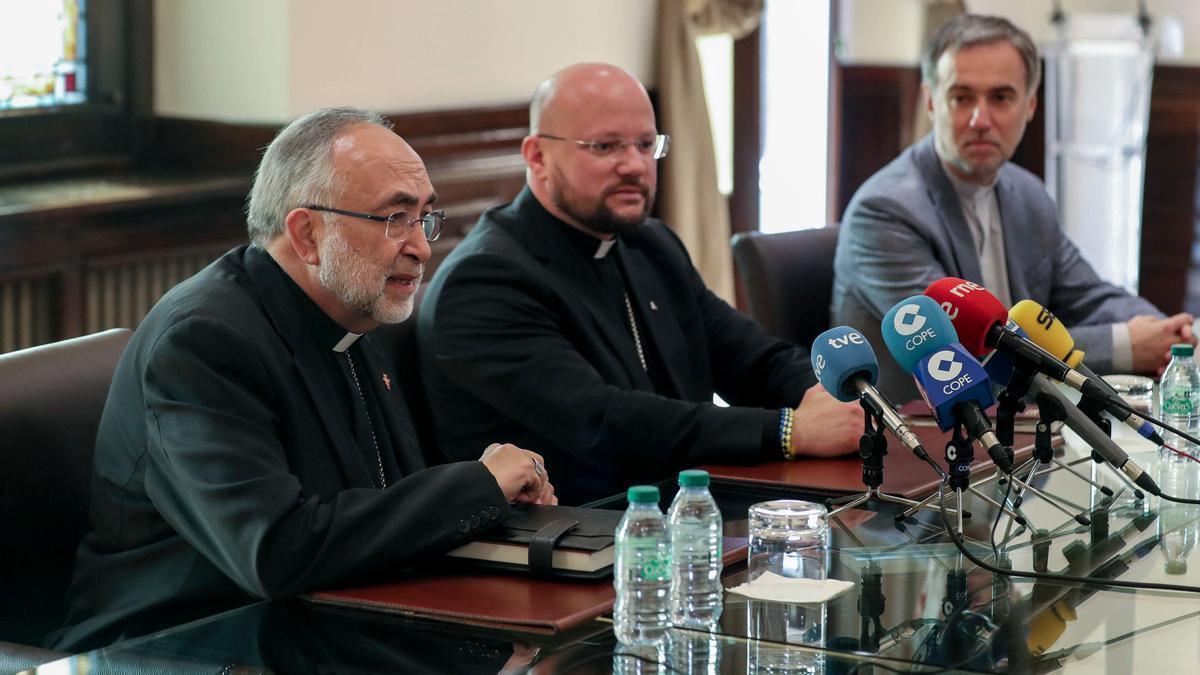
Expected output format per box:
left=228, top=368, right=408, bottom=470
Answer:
left=832, top=65, right=920, bottom=221
left=730, top=27, right=763, bottom=312
left=0, top=103, right=532, bottom=347
left=1007, top=76, right=1046, bottom=180
left=731, top=27, right=763, bottom=236
left=1139, top=66, right=1200, bottom=314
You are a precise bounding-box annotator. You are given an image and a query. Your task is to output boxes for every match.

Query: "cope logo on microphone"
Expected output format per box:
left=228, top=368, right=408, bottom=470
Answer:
left=894, top=303, right=939, bottom=351
left=893, top=304, right=926, bottom=336
left=926, top=349, right=977, bottom=394
left=926, top=350, right=963, bottom=382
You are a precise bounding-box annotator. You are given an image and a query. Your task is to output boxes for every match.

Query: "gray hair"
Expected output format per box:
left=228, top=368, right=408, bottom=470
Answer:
left=921, top=14, right=1041, bottom=93
left=245, top=107, right=393, bottom=247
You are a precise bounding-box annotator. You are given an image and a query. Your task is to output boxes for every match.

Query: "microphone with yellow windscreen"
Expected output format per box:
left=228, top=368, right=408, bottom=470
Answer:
left=1008, top=300, right=1085, bottom=368
left=1008, top=300, right=1165, bottom=446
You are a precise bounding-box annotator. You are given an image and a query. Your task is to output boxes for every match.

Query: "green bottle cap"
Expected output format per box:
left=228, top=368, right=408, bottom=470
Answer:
left=678, top=469, right=711, bottom=487
left=627, top=485, right=660, bottom=503
left=1171, top=344, right=1194, bottom=357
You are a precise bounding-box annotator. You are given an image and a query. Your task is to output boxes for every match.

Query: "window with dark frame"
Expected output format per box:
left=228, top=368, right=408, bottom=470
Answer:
left=0, top=0, right=151, bottom=182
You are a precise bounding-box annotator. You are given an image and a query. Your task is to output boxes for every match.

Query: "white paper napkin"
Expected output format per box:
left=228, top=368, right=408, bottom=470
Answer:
left=727, top=571, right=855, bottom=604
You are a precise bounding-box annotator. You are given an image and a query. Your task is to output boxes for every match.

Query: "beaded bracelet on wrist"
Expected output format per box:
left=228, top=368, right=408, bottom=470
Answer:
left=779, top=407, right=795, bottom=460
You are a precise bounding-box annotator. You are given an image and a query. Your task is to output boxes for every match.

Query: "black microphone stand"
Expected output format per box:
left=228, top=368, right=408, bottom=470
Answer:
left=1016, top=392, right=1115, bottom=497
left=970, top=367, right=1107, bottom=527
left=995, top=361, right=1037, bottom=449
left=990, top=395, right=1100, bottom=527
left=900, top=423, right=1025, bottom=529
left=828, top=398, right=962, bottom=518
left=858, top=561, right=885, bottom=653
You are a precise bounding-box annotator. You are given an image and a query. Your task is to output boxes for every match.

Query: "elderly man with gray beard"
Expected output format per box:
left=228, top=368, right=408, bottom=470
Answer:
left=52, top=107, right=554, bottom=652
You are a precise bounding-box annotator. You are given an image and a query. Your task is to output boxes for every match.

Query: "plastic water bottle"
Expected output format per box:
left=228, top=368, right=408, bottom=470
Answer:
left=1157, top=454, right=1199, bottom=574
left=668, top=470, right=723, bottom=629
left=614, top=485, right=671, bottom=647
left=1159, top=344, right=1200, bottom=458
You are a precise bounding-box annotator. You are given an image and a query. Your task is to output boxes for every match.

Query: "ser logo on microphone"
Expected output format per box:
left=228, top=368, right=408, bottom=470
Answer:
left=1036, top=306, right=1057, bottom=330
left=894, top=303, right=939, bottom=351
left=926, top=349, right=974, bottom=393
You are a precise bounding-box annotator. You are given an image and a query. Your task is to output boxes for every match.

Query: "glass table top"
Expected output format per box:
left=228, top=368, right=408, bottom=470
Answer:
left=26, top=436, right=1200, bottom=674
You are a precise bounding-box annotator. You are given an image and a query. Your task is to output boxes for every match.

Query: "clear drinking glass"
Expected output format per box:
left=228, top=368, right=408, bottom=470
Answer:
left=1103, top=374, right=1155, bottom=414
left=745, top=500, right=829, bottom=674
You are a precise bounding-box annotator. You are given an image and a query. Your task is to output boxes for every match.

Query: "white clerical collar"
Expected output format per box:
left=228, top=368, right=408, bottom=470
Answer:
left=594, top=238, right=617, bottom=259
left=944, top=165, right=997, bottom=202
left=331, top=332, right=363, bottom=353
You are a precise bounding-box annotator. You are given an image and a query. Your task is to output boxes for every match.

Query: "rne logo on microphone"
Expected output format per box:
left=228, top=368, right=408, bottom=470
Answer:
left=892, top=304, right=927, bottom=336
left=939, top=301, right=959, bottom=321
left=825, top=331, right=864, bottom=349
left=926, top=350, right=963, bottom=382
left=947, top=280, right=984, bottom=298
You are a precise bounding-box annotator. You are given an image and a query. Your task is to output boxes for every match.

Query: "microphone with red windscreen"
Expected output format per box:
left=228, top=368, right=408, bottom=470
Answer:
left=922, top=278, right=1113, bottom=403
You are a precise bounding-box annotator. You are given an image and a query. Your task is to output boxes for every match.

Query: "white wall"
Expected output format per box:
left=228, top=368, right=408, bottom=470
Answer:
left=969, top=0, right=1200, bottom=63
left=836, top=0, right=926, bottom=66
left=154, top=0, right=658, bottom=122
left=839, top=0, right=1200, bottom=66
left=154, top=0, right=291, bottom=122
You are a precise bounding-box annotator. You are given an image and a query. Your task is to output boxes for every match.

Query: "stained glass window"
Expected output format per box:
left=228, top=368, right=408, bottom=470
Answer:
left=0, top=0, right=87, bottom=111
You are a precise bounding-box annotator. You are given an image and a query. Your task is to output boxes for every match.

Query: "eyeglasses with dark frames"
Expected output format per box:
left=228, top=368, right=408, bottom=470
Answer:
left=304, top=205, right=444, bottom=241
left=538, top=133, right=670, bottom=160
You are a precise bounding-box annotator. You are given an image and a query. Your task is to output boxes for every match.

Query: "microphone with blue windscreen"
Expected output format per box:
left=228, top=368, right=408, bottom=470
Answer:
left=880, top=295, right=959, bottom=375
left=880, top=301, right=1014, bottom=475
left=810, top=327, right=934, bottom=465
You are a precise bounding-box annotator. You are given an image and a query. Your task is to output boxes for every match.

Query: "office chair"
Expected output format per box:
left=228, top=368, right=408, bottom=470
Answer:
left=731, top=225, right=841, bottom=350
left=0, top=328, right=131, bottom=654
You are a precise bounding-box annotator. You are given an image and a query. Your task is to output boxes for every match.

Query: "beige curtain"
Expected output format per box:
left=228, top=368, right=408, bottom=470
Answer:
left=911, top=0, right=967, bottom=143
left=655, top=0, right=762, bottom=303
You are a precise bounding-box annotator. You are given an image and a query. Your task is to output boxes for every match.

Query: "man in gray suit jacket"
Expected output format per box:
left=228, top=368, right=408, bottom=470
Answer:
left=833, top=14, right=1193, bottom=402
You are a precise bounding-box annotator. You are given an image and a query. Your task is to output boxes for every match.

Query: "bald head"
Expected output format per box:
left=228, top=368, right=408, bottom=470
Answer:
left=522, top=63, right=660, bottom=240
left=529, top=63, right=653, bottom=135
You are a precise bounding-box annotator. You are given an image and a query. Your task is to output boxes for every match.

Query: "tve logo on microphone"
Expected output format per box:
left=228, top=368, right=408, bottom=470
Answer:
left=811, top=327, right=879, bottom=402
left=824, top=330, right=866, bottom=349
left=814, top=329, right=865, bottom=380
